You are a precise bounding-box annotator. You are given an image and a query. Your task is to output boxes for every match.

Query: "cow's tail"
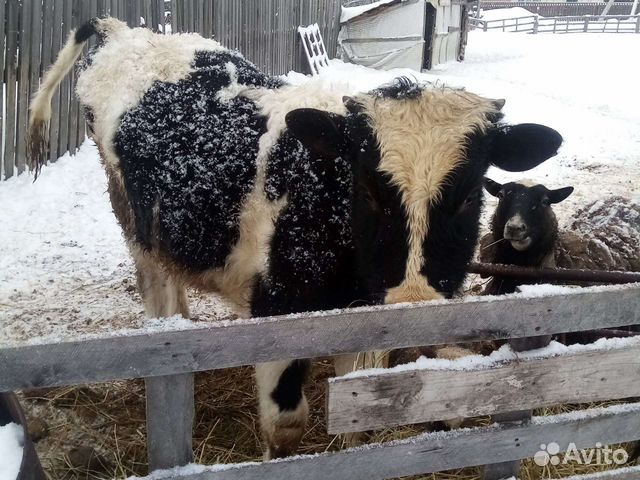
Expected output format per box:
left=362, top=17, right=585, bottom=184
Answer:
left=27, top=18, right=101, bottom=179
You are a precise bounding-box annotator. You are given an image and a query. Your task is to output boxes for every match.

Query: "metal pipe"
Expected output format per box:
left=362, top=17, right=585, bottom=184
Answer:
left=467, top=262, right=640, bottom=285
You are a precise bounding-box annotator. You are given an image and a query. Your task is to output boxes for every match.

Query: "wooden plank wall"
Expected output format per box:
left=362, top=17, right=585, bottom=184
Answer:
left=0, top=0, right=165, bottom=180
left=0, top=0, right=341, bottom=181
left=169, top=0, right=341, bottom=76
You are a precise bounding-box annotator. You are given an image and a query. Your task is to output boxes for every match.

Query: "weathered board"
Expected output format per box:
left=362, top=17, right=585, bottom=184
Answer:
left=327, top=341, right=640, bottom=434
left=146, top=373, right=194, bottom=471
left=561, top=466, right=640, bottom=480
left=127, top=403, right=640, bottom=480
left=1, top=285, right=639, bottom=390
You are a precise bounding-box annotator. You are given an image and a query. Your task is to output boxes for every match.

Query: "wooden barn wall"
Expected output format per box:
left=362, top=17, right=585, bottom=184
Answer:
left=0, top=0, right=341, bottom=180
left=169, top=0, right=341, bottom=76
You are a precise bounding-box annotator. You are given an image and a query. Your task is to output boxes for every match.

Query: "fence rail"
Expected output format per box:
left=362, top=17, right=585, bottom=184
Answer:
left=3, top=284, right=640, bottom=479
left=469, top=14, right=640, bottom=33
left=479, top=2, right=637, bottom=17
left=0, top=0, right=340, bottom=181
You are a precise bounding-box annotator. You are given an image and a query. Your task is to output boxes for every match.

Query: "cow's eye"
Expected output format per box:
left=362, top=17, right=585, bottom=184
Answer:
left=541, top=196, right=550, bottom=207
left=457, top=188, right=480, bottom=214
left=362, top=186, right=380, bottom=213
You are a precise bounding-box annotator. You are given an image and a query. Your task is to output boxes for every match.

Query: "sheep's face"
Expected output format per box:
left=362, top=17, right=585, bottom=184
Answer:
left=485, top=179, right=574, bottom=252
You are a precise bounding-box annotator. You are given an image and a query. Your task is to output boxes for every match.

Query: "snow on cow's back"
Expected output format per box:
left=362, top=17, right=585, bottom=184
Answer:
left=76, top=17, right=226, bottom=150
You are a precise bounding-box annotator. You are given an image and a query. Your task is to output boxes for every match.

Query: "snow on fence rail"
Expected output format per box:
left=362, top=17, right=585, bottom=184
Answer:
left=469, top=14, right=640, bottom=34
left=2, top=283, right=640, bottom=479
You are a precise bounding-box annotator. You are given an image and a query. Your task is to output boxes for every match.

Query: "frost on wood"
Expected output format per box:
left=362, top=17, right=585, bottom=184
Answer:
left=333, top=334, right=640, bottom=381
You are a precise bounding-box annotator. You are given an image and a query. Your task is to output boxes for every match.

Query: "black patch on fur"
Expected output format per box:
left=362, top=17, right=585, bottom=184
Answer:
left=251, top=150, right=358, bottom=316
left=264, top=131, right=308, bottom=201
left=271, top=359, right=311, bottom=412
left=347, top=114, right=410, bottom=302
left=422, top=131, right=492, bottom=298
left=75, top=19, right=98, bottom=44
left=371, top=76, right=423, bottom=100
left=113, top=51, right=282, bottom=271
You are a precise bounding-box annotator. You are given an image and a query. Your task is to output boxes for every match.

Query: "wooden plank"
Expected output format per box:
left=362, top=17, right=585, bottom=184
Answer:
left=483, top=335, right=550, bottom=479
left=0, top=0, right=6, bottom=178
left=560, top=467, right=640, bottom=480
left=57, top=0, right=72, bottom=159
left=4, top=0, right=20, bottom=179
left=29, top=0, right=44, bottom=100
left=66, top=0, right=80, bottom=155
left=327, top=340, right=640, bottom=434
left=49, top=0, right=63, bottom=159
left=1, top=285, right=639, bottom=390
left=15, top=0, right=33, bottom=174
left=145, top=373, right=194, bottom=471
left=120, top=404, right=640, bottom=480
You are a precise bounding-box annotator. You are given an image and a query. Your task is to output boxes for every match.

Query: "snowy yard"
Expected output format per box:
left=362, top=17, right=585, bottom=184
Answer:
left=1, top=32, right=639, bottom=344
left=1, top=30, right=639, bottom=480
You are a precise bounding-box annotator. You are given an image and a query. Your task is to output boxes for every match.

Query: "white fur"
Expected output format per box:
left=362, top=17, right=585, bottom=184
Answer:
left=30, top=34, right=85, bottom=126
left=76, top=18, right=225, bottom=171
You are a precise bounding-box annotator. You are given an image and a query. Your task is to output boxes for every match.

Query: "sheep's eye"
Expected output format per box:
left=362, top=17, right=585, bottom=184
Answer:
left=541, top=197, right=550, bottom=207
left=497, top=190, right=504, bottom=199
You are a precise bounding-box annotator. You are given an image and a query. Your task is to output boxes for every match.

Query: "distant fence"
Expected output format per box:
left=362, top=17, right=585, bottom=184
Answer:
left=479, top=2, right=637, bottom=16
left=470, top=14, right=640, bottom=33
left=0, top=0, right=341, bottom=181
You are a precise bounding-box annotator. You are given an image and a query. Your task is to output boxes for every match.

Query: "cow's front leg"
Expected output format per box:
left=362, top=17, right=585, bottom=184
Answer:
left=255, top=359, right=310, bottom=459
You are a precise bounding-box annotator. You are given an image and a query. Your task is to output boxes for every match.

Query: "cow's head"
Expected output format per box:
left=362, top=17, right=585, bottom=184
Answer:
left=285, top=78, right=563, bottom=304
left=485, top=178, right=573, bottom=252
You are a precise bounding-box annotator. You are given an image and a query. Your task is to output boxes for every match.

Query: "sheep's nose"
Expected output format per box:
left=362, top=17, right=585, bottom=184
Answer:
left=504, top=216, right=528, bottom=240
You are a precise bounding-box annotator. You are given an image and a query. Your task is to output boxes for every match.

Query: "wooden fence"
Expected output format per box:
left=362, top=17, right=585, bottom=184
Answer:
left=469, top=14, right=640, bottom=34
left=2, top=284, right=640, bottom=479
left=0, top=0, right=341, bottom=181
left=479, top=2, right=637, bottom=17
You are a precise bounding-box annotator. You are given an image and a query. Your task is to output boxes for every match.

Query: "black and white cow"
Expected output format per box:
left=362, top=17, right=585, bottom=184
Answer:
left=28, top=18, right=563, bottom=458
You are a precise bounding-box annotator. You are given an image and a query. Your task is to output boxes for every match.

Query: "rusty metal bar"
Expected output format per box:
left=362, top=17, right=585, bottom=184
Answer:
left=467, top=262, right=640, bottom=285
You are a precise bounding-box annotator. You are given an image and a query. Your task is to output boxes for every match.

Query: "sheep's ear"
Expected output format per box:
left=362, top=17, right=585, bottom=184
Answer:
left=489, top=124, right=563, bottom=172
left=285, top=108, right=345, bottom=160
left=548, top=186, right=574, bottom=204
left=484, top=178, right=503, bottom=197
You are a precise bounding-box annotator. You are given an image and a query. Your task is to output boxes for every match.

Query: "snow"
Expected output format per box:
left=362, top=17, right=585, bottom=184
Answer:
left=340, top=0, right=397, bottom=23
left=334, top=334, right=640, bottom=381
left=561, top=465, right=640, bottom=479
left=1, top=32, right=639, bottom=346
left=0, top=423, right=24, bottom=480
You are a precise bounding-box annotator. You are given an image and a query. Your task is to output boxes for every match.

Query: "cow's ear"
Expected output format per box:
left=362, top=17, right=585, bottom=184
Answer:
left=484, top=178, right=503, bottom=197
left=285, top=108, right=345, bottom=159
left=548, top=186, right=574, bottom=204
left=489, top=124, right=563, bottom=172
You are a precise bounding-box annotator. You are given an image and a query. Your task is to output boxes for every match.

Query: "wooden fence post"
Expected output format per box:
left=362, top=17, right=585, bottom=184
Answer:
left=145, top=373, right=195, bottom=472
left=533, top=15, right=539, bottom=33
left=482, top=335, right=551, bottom=480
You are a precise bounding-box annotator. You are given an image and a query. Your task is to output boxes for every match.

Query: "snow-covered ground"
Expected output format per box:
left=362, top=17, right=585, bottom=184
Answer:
left=0, top=423, right=24, bottom=480
left=1, top=32, right=638, bottom=344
